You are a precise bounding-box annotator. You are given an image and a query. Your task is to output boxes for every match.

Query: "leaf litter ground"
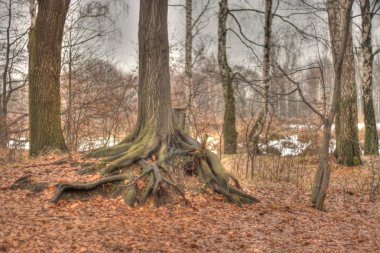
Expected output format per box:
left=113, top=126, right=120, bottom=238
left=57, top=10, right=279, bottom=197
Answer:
left=0, top=154, right=379, bottom=252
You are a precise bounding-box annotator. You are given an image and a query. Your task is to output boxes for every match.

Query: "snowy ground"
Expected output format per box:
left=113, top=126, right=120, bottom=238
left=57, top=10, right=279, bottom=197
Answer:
left=5, top=135, right=314, bottom=157
left=7, top=123, right=380, bottom=156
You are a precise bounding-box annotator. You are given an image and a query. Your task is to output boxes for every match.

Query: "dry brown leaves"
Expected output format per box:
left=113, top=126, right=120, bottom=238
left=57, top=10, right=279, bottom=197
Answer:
left=0, top=154, right=379, bottom=252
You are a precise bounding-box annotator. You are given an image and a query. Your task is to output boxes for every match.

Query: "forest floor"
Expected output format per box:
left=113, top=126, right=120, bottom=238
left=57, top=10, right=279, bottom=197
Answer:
left=0, top=153, right=379, bottom=253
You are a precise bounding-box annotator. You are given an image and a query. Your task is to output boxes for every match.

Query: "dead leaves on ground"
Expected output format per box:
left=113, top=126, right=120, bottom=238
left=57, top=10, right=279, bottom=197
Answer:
left=0, top=154, right=380, bottom=252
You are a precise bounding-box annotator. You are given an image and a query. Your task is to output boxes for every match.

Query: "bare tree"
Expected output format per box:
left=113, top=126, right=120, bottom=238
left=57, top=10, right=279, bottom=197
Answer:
left=61, top=59, right=137, bottom=151
left=312, top=0, right=354, bottom=210
left=218, top=0, right=238, bottom=154
left=183, top=0, right=211, bottom=132
left=359, top=0, right=380, bottom=155
left=332, top=0, right=361, bottom=166
left=278, top=0, right=354, bottom=210
left=184, top=0, right=193, bottom=115
left=61, top=0, right=124, bottom=150
left=246, top=0, right=274, bottom=170
left=0, top=0, right=28, bottom=148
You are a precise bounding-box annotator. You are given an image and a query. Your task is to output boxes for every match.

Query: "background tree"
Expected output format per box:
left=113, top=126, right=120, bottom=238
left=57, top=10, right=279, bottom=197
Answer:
left=218, top=0, right=238, bottom=154
left=332, top=0, right=361, bottom=166
left=61, top=58, right=137, bottom=151
left=312, top=0, right=354, bottom=209
left=359, top=0, right=380, bottom=155
left=0, top=0, right=28, bottom=149
left=28, top=0, right=70, bottom=156
left=276, top=0, right=354, bottom=210
left=184, top=0, right=211, bottom=133
left=61, top=0, right=127, bottom=151
left=184, top=0, right=193, bottom=121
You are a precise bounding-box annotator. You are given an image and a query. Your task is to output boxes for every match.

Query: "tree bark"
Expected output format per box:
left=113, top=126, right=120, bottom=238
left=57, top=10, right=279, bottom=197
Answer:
left=218, top=0, right=237, bottom=154
left=135, top=0, right=174, bottom=140
left=312, top=120, right=332, bottom=210
left=28, top=0, right=69, bottom=157
left=360, top=0, right=379, bottom=155
left=329, top=0, right=361, bottom=166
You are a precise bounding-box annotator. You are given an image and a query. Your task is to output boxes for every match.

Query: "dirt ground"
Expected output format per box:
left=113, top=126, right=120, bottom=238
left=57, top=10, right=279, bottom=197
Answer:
left=0, top=154, right=379, bottom=252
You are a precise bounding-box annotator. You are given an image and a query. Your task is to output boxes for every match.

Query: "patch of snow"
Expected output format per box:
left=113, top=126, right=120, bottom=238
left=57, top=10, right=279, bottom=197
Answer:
left=329, top=139, right=336, bottom=153
left=285, top=124, right=319, bottom=131
left=78, top=138, right=121, bottom=151
left=197, top=136, right=219, bottom=155
left=332, top=123, right=380, bottom=131
left=266, top=135, right=310, bottom=156
left=8, top=138, right=29, bottom=150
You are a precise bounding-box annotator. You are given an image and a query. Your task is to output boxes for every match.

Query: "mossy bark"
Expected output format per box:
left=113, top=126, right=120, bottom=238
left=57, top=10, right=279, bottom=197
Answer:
left=28, top=0, right=70, bottom=157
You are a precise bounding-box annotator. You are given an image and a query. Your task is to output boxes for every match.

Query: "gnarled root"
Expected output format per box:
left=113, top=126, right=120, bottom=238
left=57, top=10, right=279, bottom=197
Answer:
left=198, top=150, right=259, bottom=206
left=51, top=129, right=259, bottom=207
left=139, top=160, right=188, bottom=207
left=51, top=175, right=128, bottom=203
left=102, top=136, right=159, bottom=175
left=51, top=159, right=188, bottom=207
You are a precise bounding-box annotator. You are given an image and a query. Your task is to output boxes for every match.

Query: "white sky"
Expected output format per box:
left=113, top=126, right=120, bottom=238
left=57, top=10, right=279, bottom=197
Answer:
left=110, top=0, right=380, bottom=73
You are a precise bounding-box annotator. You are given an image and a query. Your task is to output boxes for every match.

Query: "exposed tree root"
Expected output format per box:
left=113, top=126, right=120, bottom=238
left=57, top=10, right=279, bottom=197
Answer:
left=51, top=130, right=259, bottom=207
left=51, top=175, right=129, bottom=203
left=227, top=173, right=242, bottom=190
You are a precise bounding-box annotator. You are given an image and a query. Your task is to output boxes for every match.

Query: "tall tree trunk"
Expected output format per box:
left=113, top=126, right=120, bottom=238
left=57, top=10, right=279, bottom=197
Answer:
left=248, top=0, right=272, bottom=157
left=28, top=0, right=69, bottom=157
left=330, top=0, right=361, bottom=166
left=262, top=0, right=272, bottom=115
left=135, top=0, right=174, bottom=140
left=184, top=0, right=192, bottom=133
left=312, top=0, right=354, bottom=210
left=218, top=0, right=237, bottom=154
left=360, top=0, right=379, bottom=155
left=67, top=30, right=73, bottom=151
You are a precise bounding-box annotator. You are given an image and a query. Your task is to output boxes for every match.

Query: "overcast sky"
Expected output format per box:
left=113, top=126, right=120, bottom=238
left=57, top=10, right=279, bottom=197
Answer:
left=112, top=0, right=267, bottom=71
left=110, top=0, right=380, bottom=73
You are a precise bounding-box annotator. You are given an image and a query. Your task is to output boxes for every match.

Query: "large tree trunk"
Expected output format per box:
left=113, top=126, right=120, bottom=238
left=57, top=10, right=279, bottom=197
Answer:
left=360, top=0, right=379, bottom=155
left=52, top=0, right=258, bottom=207
left=135, top=1, right=174, bottom=140
left=28, top=0, right=70, bottom=157
left=329, top=0, right=361, bottom=166
left=218, top=0, right=237, bottom=154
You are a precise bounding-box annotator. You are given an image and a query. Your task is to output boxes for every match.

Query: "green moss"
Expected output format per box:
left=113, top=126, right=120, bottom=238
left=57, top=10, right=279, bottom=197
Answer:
left=353, top=156, right=361, bottom=166
left=124, top=186, right=137, bottom=207
left=200, top=160, right=212, bottom=183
